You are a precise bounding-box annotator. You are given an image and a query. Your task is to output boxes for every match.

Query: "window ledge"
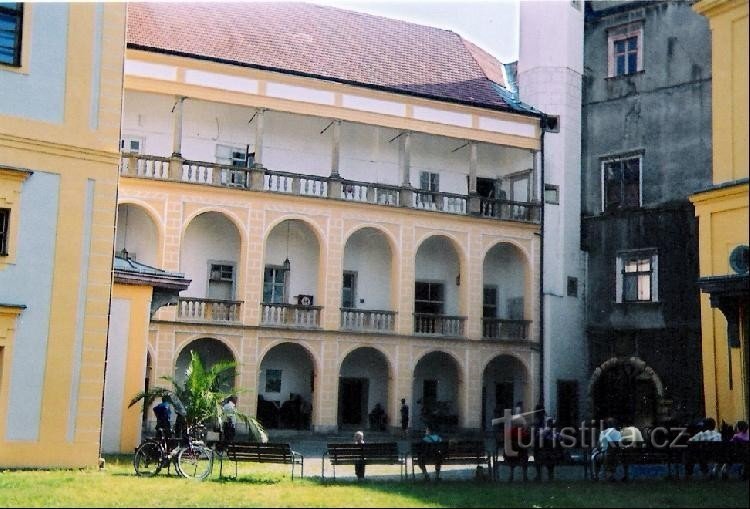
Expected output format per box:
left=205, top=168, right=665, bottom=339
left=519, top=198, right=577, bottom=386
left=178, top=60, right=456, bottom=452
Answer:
left=605, top=70, right=645, bottom=81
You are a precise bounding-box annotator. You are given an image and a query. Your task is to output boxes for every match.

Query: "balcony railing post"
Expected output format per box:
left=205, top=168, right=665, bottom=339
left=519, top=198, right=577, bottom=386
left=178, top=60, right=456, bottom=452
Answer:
left=327, top=176, right=342, bottom=199
left=250, top=163, right=265, bottom=191
left=468, top=193, right=481, bottom=215
left=399, top=187, right=413, bottom=208
left=168, top=156, right=182, bottom=181
left=291, top=176, right=301, bottom=195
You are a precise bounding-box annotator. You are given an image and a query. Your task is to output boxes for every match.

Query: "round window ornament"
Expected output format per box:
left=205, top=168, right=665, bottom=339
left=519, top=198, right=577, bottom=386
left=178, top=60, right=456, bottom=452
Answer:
left=728, top=245, right=749, bottom=275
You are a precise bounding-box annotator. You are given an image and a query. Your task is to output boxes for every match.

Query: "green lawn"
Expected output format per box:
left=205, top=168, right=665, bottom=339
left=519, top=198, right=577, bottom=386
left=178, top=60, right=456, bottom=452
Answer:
left=0, top=454, right=747, bottom=508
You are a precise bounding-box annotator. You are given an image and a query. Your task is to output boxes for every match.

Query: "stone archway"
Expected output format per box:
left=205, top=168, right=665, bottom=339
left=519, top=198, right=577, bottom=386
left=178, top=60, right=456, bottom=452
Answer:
left=588, top=357, right=666, bottom=427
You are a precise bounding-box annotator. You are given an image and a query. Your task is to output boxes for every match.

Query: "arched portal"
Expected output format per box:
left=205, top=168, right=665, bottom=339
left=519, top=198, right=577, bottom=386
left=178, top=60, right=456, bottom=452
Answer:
left=481, top=355, right=530, bottom=431
left=257, top=342, right=315, bottom=430
left=337, top=347, right=390, bottom=430
left=412, top=351, right=461, bottom=431
left=174, top=338, right=236, bottom=392
left=589, top=357, right=664, bottom=428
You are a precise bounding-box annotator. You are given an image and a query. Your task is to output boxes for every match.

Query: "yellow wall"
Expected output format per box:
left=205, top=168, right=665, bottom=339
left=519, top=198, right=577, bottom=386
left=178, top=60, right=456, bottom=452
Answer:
left=0, top=4, right=125, bottom=467
left=111, top=283, right=153, bottom=454
left=693, top=0, right=749, bottom=424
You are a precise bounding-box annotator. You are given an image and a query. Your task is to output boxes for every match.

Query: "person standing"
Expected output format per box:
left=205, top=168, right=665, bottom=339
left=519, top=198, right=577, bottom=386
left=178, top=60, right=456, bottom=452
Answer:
left=400, top=398, right=409, bottom=437
left=153, top=397, right=172, bottom=439
left=222, top=395, right=238, bottom=442
left=354, top=430, right=366, bottom=480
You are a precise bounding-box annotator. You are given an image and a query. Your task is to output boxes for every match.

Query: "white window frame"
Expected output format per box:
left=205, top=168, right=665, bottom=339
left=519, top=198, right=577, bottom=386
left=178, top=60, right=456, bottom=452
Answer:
left=600, top=154, right=642, bottom=212
left=121, top=135, right=144, bottom=154
left=607, top=22, right=644, bottom=78
left=206, top=261, right=236, bottom=300
left=216, top=144, right=249, bottom=167
left=615, top=250, right=658, bottom=303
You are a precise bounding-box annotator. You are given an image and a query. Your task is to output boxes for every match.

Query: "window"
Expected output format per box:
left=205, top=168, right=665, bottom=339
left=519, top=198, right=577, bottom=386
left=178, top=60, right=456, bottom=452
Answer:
left=567, top=276, right=578, bottom=297
left=120, top=136, right=143, bottom=154
left=414, top=281, right=444, bottom=314
left=544, top=184, right=560, bottom=205
left=207, top=262, right=234, bottom=300
left=616, top=250, right=658, bottom=303
left=0, top=208, right=9, bottom=256
left=608, top=22, right=643, bottom=77
left=216, top=144, right=250, bottom=168
left=342, top=271, right=357, bottom=308
left=602, top=156, right=641, bottom=211
left=419, top=171, right=439, bottom=192
left=0, top=3, right=23, bottom=67
left=263, top=265, right=288, bottom=304
left=483, top=286, right=497, bottom=318
left=265, top=369, right=282, bottom=393
left=506, top=297, right=524, bottom=320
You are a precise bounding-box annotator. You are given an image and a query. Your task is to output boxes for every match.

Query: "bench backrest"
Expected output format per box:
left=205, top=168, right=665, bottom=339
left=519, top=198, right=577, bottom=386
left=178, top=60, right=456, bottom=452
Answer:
left=228, top=442, right=296, bottom=463
left=326, top=442, right=401, bottom=462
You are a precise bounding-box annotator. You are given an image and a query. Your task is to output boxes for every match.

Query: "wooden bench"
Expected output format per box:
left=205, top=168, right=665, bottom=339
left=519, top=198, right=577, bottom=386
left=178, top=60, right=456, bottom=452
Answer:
left=411, top=440, right=492, bottom=480
left=217, top=441, right=304, bottom=480
left=322, top=442, right=406, bottom=481
left=602, top=442, right=677, bottom=481
left=684, top=441, right=750, bottom=479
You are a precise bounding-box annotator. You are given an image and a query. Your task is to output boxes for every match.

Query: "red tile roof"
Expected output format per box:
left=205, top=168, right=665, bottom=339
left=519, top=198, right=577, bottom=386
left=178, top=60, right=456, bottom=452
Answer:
left=126, top=2, right=530, bottom=113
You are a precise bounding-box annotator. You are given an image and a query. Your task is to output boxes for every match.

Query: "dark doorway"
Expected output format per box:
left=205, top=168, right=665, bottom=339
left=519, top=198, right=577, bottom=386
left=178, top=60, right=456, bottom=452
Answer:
left=495, top=382, right=514, bottom=418
left=556, top=380, right=579, bottom=428
left=339, top=377, right=368, bottom=427
left=593, top=364, right=657, bottom=427
left=476, top=177, right=495, bottom=198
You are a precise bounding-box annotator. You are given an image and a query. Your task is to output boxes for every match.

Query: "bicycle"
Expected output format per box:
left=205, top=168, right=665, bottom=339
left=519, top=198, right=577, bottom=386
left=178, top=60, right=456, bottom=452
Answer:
left=133, top=423, right=214, bottom=480
left=133, top=427, right=182, bottom=477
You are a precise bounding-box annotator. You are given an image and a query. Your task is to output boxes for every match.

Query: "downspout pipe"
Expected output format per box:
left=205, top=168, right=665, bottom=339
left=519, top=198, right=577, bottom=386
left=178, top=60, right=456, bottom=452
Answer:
left=538, top=115, right=547, bottom=412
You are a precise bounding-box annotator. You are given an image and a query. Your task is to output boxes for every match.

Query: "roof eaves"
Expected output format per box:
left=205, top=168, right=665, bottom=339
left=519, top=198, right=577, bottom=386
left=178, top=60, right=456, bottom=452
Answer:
left=127, top=43, right=542, bottom=118
left=490, top=83, right=543, bottom=116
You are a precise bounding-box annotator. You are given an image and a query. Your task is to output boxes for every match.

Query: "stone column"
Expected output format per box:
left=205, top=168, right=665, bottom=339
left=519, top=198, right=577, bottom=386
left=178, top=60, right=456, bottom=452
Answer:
left=254, top=109, right=265, bottom=166
left=398, top=132, right=412, bottom=207
left=168, top=96, right=185, bottom=180
left=468, top=142, right=481, bottom=214
left=327, top=120, right=342, bottom=199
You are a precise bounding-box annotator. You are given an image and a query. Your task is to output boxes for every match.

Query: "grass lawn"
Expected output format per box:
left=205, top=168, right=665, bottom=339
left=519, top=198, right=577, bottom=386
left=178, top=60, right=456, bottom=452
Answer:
left=0, top=454, right=747, bottom=508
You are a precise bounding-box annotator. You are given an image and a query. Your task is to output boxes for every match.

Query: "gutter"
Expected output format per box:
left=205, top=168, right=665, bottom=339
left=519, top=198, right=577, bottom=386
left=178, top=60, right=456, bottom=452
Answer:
left=538, top=116, right=546, bottom=408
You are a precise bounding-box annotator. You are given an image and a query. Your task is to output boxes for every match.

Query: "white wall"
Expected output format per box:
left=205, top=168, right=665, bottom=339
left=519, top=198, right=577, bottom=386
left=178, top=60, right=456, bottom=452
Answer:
left=115, top=204, right=158, bottom=267
left=518, top=0, right=587, bottom=420
left=258, top=343, right=313, bottom=404
left=483, top=244, right=527, bottom=319
left=415, top=236, right=460, bottom=315
left=101, top=298, right=131, bottom=453
left=343, top=228, right=392, bottom=310
left=180, top=212, right=240, bottom=298
left=122, top=91, right=536, bottom=194
left=264, top=220, right=319, bottom=302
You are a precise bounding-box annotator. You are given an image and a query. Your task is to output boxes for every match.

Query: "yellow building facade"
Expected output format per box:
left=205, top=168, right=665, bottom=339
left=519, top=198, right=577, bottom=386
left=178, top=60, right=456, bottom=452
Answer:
left=692, top=0, right=749, bottom=425
left=106, top=3, right=546, bottom=449
left=0, top=4, right=125, bottom=467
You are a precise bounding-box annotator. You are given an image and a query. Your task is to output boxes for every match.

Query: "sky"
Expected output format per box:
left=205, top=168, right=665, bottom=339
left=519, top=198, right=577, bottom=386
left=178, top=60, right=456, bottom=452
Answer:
left=307, top=0, right=521, bottom=63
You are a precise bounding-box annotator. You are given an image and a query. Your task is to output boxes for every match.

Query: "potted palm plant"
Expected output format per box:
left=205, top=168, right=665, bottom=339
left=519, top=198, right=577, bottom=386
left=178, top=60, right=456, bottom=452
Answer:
left=128, top=350, right=267, bottom=443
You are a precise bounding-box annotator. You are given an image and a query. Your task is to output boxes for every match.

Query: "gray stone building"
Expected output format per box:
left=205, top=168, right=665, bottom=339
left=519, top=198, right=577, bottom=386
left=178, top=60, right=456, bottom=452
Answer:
left=581, top=0, right=712, bottom=427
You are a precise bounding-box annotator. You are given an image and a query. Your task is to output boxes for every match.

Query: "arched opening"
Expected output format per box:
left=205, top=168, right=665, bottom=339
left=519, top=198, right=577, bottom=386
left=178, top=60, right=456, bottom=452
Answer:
left=412, top=351, right=461, bottom=432
left=337, top=347, right=390, bottom=431
left=482, top=243, right=529, bottom=339
left=174, top=338, right=236, bottom=392
left=481, top=355, right=530, bottom=430
left=180, top=212, right=241, bottom=300
left=414, top=236, right=462, bottom=335
left=590, top=357, right=663, bottom=428
left=257, top=342, right=315, bottom=430
left=115, top=203, right=159, bottom=266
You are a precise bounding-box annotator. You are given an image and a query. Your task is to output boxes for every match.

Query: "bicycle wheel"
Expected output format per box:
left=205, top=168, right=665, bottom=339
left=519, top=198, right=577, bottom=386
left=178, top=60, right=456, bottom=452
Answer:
left=177, top=444, right=213, bottom=480
left=134, top=441, right=163, bottom=477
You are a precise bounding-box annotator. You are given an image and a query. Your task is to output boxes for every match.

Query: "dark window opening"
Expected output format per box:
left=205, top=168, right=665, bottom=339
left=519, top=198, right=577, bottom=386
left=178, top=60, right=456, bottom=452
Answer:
left=415, top=281, right=444, bottom=314
left=0, top=208, right=9, bottom=255
left=567, top=276, right=578, bottom=297
left=0, top=3, right=23, bottom=67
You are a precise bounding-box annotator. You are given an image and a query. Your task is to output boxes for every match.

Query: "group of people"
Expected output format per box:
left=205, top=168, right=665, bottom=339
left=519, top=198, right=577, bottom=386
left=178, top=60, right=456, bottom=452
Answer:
left=350, top=425, right=443, bottom=481
left=256, top=393, right=312, bottom=430
left=592, top=416, right=749, bottom=481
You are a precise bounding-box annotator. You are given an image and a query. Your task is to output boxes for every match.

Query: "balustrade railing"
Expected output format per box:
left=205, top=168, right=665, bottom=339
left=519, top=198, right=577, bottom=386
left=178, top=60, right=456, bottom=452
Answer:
left=413, top=313, right=466, bottom=337
left=177, top=297, right=242, bottom=322
left=481, top=318, right=530, bottom=340
left=261, top=303, right=322, bottom=328
left=340, top=308, right=396, bottom=332
left=120, top=154, right=539, bottom=223
left=121, top=153, right=170, bottom=179
left=479, top=197, right=541, bottom=222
